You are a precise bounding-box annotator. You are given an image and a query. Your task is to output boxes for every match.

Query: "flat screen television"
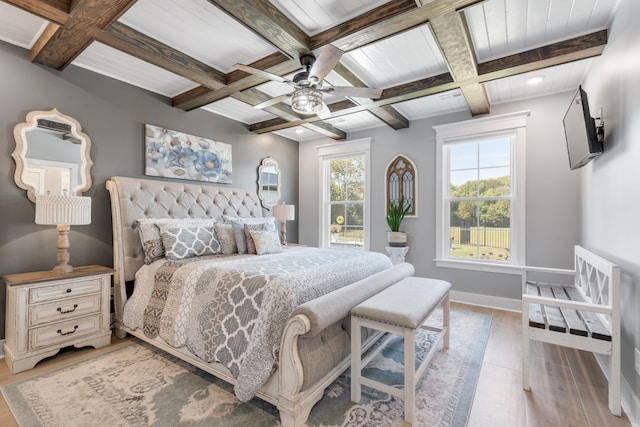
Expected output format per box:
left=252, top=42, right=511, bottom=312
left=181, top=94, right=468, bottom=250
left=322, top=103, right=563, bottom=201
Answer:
left=563, top=86, right=604, bottom=170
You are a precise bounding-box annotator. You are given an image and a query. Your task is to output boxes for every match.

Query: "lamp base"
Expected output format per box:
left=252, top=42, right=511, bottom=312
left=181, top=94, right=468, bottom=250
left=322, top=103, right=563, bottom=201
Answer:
left=279, top=221, right=287, bottom=246
left=52, top=224, right=74, bottom=274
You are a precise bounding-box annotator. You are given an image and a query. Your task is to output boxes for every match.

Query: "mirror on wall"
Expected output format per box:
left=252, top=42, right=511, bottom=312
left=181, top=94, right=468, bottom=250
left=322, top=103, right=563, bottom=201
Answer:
left=12, top=108, right=93, bottom=203
left=257, top=157, right=281, bottom=210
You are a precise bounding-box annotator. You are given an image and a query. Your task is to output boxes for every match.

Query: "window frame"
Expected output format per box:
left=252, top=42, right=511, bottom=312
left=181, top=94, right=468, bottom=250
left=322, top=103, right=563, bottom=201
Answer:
left=434, top=111, right=529, bottom=274
left=317, top=138, right=371, bottom=250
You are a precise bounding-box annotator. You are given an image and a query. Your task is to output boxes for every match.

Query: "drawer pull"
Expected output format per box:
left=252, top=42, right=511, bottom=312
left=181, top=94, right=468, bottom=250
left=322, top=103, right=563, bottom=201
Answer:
left=66, top=289, right=72, bottom=293
left=57, top=325, right=78, bottom=336
left=57, top=304, right=78, bottom=314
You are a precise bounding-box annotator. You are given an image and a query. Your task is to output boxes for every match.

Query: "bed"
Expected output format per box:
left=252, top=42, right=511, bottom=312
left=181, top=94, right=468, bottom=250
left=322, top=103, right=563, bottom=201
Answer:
left=106, top=176, right=414, bottom=427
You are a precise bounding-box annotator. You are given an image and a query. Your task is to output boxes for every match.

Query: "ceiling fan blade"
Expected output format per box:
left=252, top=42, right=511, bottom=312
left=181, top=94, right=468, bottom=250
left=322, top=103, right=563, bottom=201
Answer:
left=326, top=86, right=383, bottom=99
left=233, top=63, right=291, bottom=85
left=308, top=44, right=343, bottom=83
left=253, top=94, right=291, bottom=110
left=316, top=103, right=332, bottom=120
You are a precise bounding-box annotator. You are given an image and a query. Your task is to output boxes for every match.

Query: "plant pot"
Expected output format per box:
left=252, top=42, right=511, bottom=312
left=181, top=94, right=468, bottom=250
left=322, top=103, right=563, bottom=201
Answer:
left=387, top=231, right=407, bottom=247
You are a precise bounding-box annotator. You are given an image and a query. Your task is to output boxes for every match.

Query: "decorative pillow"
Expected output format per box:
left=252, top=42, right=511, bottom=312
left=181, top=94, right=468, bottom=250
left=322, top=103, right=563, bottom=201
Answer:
left=244, top=222, right=276, bottom=254
left=224, top=216, right=275, bottom=254
left=249, top=229, right=283, bottom=255
left=214, top=223, right=237, bottom=254
left=136, top=218, right=216, bottom=264
left=158, top=224, right=220, bottom=260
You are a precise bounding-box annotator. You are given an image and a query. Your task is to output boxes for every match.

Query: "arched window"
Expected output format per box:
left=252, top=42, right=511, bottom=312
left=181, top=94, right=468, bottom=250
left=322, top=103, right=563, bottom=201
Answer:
left=386, top=155, right=417, bottom=217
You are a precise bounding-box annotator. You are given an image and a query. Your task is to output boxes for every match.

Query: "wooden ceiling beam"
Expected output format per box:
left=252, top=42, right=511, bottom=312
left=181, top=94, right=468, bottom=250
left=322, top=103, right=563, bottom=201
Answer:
left=205, top=0, right=309, bottom=59
left=29, top=0, right=138, bottom=70
left=312, top=0, right=483, bottom=53
left=3, top=0, right=70, bottom=25
left=477, top=30, right=608, bottom=82
left=93, top=22, right=227, bottom=91
left=429, top=10, right=489, bottom=115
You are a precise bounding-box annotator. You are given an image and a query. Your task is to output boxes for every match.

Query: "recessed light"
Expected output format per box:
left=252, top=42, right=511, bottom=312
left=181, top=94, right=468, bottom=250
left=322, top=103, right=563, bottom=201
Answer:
left=527, top=76, right=545, bottom=85
left=295, top=128, right=304, bottom=134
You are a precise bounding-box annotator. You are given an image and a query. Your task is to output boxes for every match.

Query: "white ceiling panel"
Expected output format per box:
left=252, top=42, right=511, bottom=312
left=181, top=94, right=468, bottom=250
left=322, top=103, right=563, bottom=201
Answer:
left=274, top=126, right=326, bottom=142
left=340, top=25, right=448, bottom=89
left=326, top=111, right=386, bottom=132
left=202, top=97, right=278, bottom=124
left=0, top=2, right=48, bottom=49
left=73, top=42, right=199, bottom=98
left=465, top=0, right=618, bottom=63
left=119, top=0, right=277, bottom=73
left=393, top=90, right=469, bottom=120
left=485, top=58, right=593, bottom=104
left=270, top=0, right=391, bottom=35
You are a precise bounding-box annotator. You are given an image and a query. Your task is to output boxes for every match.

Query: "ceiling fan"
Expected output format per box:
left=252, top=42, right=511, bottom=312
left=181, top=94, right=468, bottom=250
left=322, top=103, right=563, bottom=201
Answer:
left=233, top=45, right=383, bottom=118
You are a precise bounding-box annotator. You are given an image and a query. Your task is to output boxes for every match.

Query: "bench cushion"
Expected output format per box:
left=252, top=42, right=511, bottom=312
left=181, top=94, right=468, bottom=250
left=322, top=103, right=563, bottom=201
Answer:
left=351, top=277, right=451, bottom=329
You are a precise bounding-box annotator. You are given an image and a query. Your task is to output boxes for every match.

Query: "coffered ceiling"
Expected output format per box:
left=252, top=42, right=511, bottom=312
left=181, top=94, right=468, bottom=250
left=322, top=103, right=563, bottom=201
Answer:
left=0, top=0, right=618, bottom=142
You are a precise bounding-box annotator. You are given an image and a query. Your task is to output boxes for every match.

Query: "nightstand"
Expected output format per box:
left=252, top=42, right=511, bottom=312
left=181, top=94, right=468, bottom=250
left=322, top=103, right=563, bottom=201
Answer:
left=3, top=265, right=113, bottom=374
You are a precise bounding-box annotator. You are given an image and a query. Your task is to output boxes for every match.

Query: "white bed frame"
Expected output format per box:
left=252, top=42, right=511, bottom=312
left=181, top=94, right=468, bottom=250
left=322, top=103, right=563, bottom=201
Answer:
left=106, top=176, right=413, bottom=426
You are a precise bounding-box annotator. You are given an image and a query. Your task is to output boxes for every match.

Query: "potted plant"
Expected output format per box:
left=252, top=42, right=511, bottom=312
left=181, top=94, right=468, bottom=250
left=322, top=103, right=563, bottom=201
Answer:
left=330, top=224, right=341, bottom=242
left=386, top=196, right=411, bottom=247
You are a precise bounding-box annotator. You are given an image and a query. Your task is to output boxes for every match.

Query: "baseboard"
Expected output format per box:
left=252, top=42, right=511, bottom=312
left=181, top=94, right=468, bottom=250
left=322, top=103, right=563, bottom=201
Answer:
left=0, top=339, right=4, bottom=359
left=449, top=290, right=521, bottom=312
left=594, top=353, right=640, bottom=426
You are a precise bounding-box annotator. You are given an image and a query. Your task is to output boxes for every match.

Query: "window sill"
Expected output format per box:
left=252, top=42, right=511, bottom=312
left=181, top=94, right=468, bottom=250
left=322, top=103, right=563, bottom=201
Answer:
left=435, top=258, right=522, bottom=275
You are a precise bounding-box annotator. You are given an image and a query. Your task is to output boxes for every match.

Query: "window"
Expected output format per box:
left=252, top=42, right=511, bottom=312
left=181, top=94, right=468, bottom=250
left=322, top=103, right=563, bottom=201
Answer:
left=317, top=138, right=371, bottom=250
left=434, top=112, right=529, bottom=274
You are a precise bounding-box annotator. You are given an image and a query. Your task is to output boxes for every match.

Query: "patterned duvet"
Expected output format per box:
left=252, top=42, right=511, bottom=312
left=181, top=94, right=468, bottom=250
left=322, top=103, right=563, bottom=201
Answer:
left=122, top=247, right=392, bottom=400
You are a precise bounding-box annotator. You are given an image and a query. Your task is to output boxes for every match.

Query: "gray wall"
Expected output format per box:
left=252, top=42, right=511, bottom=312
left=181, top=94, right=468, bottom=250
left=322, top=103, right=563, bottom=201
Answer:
left=580, top=0, right=640, bottom=401
left=299, top=92, right=581, bottom=301
left=0, top=41, right=299, bottom=339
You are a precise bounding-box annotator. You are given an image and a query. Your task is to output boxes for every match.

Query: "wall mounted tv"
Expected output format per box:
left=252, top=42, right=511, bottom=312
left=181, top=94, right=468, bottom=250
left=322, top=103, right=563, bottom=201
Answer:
left=563, top=85, right=604, bottom=170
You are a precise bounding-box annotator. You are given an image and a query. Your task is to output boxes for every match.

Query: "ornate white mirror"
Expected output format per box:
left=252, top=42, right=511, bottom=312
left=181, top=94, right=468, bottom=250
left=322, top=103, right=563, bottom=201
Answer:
left=12, top=109, right=93, bottom=203
left=257, top=157, right=281, bottom=210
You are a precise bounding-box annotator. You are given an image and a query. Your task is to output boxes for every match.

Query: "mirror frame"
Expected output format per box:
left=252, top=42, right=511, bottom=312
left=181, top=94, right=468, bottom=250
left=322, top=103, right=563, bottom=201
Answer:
left=257, top=157, right=281, bottom=210
left=12, top=108, right=93, bottom=203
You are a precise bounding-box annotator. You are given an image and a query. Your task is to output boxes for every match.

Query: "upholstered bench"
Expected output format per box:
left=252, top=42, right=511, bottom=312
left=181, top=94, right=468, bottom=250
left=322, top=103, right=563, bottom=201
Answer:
left=350, top=276, right=451, bottom=425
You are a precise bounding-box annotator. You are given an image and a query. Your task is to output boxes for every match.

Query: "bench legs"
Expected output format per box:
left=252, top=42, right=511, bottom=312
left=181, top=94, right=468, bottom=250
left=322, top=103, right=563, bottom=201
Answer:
left=350, top=295, right=450, bottom=425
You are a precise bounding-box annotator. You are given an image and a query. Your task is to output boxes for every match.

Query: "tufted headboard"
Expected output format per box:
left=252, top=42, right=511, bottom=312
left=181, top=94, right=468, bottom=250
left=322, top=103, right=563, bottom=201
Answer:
left=106, top=176, right=263, bottom=287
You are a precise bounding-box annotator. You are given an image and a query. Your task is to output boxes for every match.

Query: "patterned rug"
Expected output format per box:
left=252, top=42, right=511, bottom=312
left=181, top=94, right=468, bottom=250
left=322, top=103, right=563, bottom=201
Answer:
left=1, top=308, right=491, bottom=427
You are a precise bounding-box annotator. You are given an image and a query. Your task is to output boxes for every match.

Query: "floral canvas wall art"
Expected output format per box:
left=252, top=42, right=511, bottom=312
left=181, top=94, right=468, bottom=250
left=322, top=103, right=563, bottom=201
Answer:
left=144, top=124, right=232, bottom=184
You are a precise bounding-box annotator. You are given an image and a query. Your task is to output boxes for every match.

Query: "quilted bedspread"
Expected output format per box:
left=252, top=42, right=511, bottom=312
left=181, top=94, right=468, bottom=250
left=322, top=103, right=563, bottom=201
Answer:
left=122, top=247, right=392, bottom=400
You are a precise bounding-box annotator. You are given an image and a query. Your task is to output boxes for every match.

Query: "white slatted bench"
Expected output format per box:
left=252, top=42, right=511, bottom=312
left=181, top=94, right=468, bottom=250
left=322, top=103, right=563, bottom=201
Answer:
left=350, top=276, right=451, bottom=425
left=522, top=245, right=621, bottom=416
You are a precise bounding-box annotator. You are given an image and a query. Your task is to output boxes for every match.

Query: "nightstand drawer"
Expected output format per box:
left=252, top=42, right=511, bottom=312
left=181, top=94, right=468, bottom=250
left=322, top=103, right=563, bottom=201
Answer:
left=29, top=315, right=101, bottom=351
left=29, top=278, right=103, bottom=304
left=29, top=295, right=101, bottom=327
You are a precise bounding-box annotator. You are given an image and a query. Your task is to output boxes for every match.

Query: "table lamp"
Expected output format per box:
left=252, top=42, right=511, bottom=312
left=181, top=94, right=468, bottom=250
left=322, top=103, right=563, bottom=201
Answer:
left=273, top=203, right=295, bottom=245
left=35, top=194, right=91, bottom=273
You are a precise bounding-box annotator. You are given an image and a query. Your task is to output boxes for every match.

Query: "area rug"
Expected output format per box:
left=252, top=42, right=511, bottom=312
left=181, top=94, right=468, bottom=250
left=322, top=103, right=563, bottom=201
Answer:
left=1, top=308, right=491, bottom=427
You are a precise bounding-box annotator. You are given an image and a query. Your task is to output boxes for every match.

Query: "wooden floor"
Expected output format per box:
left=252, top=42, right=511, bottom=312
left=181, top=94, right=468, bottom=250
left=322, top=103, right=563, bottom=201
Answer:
left=0, top=303, right=632, bottom=426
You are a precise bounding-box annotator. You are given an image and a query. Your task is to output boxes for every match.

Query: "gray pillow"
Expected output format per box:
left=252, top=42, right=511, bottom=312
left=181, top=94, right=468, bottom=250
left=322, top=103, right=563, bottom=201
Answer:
left=214, top=223, right=237, bottom=254
left=136, top=218, right=216, bottom=264
left=224, top=217, right=275, bottom=254
left=159, top=224, right=221, bottom=260
left=249, top=229, right=283, bottom=255
left=244, top=222, right=276, bottom=254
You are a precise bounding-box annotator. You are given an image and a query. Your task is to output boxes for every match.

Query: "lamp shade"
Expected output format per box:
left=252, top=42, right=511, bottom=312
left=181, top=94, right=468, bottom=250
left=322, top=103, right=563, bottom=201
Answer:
left=273, top=204, right=295, bottom=222
left=35, top=195, right=91, bottom=226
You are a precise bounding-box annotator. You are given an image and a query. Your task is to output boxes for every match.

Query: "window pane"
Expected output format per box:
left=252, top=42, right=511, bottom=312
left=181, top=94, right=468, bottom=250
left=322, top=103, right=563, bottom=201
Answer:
left=478, top=167, right=510, bottom=197
left=330, top=156, right=365, bottom=202
left=450, top=170, right=478, bottom=197
left=450, top=143, right=477, bottom=170
left=449, top=200, right=511, bottom=261
left=479, top=138, right=510, bottom=168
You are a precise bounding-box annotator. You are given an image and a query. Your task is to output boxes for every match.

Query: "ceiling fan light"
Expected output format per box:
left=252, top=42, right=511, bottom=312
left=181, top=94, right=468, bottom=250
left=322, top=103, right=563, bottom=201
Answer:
left=291, top=88, right=323, bottom=115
